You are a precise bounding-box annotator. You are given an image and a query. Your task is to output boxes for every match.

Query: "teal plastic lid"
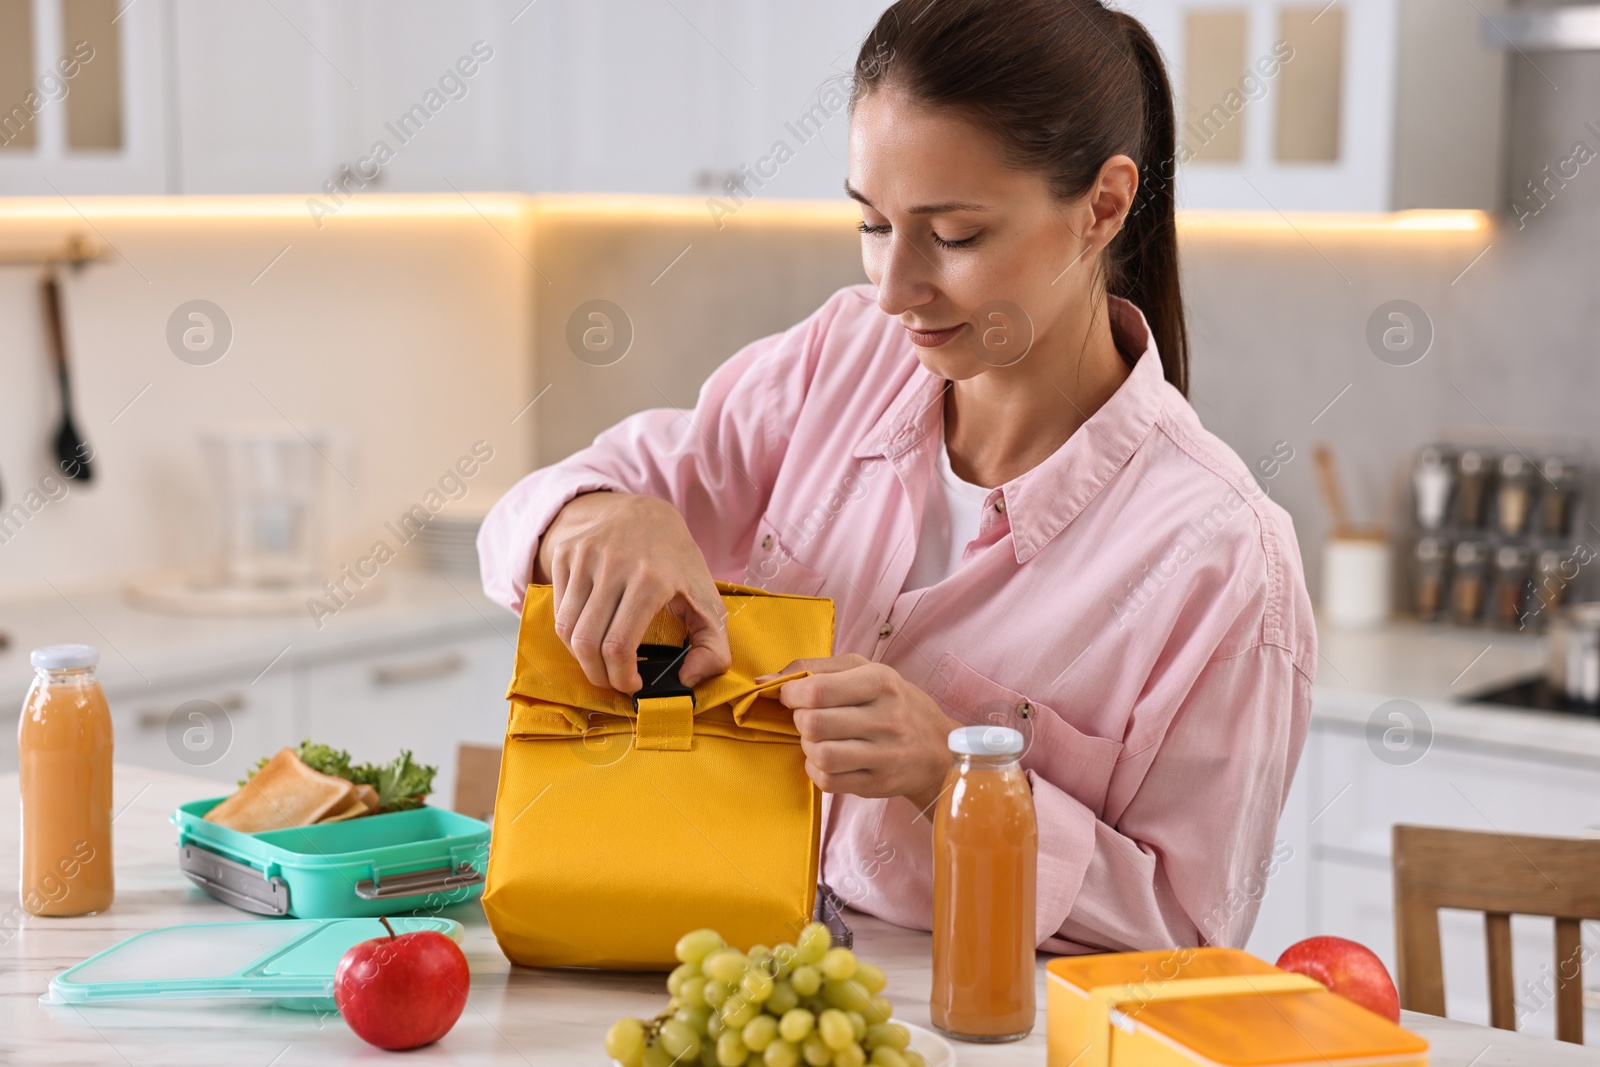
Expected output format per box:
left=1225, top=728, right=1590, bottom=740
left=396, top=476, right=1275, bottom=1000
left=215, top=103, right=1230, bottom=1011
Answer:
left=43, top=916, right=463, bottom=1008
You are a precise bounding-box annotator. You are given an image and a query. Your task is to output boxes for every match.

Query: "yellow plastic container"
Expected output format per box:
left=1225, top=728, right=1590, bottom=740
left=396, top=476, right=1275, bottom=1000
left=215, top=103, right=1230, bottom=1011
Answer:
left=1047, top=948, right=1430, bottom=1067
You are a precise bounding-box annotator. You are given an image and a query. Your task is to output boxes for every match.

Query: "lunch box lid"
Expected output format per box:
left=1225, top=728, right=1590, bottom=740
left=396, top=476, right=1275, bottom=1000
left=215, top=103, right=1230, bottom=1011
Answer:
left=43, top=917, right=463, bottom=1005
left=1122, top=987, right=1431, bottom=1065
left=1046, top=949, right=1429, bottom=1067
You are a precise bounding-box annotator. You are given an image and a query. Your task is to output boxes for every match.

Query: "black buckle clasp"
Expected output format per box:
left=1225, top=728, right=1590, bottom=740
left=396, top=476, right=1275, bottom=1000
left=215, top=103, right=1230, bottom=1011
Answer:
left=632, top=641, right=695, bottom=711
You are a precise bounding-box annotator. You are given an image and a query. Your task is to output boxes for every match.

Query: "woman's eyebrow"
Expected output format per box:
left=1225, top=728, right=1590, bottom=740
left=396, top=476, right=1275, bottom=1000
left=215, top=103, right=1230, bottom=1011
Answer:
left=843, top=180, right=990, bottom=215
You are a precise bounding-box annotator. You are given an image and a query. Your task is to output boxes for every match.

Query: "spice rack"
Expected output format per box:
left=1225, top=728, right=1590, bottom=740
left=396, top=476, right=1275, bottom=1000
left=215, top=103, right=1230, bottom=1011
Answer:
left=1401, top=440, right=1592, bottom=632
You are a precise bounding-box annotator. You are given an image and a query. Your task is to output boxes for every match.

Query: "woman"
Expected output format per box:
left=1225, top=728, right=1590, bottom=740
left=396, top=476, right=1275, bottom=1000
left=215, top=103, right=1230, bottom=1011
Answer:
left=479, top=0, right=1315, bottom=955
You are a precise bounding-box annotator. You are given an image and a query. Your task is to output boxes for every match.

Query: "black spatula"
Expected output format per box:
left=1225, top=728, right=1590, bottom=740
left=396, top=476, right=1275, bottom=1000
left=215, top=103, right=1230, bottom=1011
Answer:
left=40, top=269, right=93, bottom=483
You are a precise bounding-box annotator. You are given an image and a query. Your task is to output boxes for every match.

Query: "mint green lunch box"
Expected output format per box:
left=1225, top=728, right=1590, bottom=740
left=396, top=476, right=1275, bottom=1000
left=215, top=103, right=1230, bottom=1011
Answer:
left=172, top=798, right=489, bottom=919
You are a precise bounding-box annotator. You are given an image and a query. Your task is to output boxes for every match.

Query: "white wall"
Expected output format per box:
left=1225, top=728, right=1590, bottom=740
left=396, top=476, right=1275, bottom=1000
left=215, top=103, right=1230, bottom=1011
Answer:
left=0, top=197, right=535, bottom=602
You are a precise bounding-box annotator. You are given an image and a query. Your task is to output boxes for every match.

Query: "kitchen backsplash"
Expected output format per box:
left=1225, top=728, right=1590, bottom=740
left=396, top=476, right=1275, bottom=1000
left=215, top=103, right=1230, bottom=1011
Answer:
left=0, top=201, right=535, bottom=600
left=1186, top=42, right=1600, bottom=601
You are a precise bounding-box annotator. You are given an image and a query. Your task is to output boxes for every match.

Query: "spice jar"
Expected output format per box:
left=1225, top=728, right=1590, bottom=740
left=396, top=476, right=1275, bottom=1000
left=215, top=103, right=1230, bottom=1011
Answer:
left=1538, top=456, right=1578, bottom=537
left=1450, top=540, right=1490, bottom=625
left=1527, top=547, right=1575, bottom=629
left=1490, top=544, right=1532, bottom=630
left=1411, top=447, right=1455, bottom=531
left=1455, top=450, right=1492, bottom=529
left=1495, top=454, right=1533, bottom=537
left=1412, top=536, right=1450, bottom=622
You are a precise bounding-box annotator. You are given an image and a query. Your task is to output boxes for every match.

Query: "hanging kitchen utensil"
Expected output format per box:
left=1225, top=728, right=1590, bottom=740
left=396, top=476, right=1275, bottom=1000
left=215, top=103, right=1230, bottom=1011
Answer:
left=40, top=268, right=93, bottom=482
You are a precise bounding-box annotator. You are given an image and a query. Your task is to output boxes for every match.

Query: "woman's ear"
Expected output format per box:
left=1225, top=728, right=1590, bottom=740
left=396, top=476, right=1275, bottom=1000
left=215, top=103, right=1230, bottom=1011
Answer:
left=1083, top=153, right=1139, bottom=250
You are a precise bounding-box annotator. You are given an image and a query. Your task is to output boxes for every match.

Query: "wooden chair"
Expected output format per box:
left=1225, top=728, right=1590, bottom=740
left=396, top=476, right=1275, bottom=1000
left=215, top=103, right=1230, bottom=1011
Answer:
left=453, top=742, right=502, bottom=823
left=1392, top=823, right=1600, bottom=1044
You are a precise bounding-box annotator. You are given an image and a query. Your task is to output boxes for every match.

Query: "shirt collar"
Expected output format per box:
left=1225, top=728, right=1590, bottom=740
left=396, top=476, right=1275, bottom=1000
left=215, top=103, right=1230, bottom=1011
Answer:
left=851, top=295, right=1169, bottom=563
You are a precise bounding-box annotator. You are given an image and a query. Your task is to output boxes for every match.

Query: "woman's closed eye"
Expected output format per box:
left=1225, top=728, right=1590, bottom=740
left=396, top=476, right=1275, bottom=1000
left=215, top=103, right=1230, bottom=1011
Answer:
left=857, top=220, right=980, bottom=249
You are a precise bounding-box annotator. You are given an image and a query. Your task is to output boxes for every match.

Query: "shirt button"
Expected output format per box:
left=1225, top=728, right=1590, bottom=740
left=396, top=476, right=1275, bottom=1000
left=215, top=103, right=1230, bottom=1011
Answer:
left=761, top=534, right=774, bottom=550
left=993, top=497, right=1007, bottom=514
left=1017, top=701, right=1032, bottom=719
left=878, top=623, right=893, bottom=639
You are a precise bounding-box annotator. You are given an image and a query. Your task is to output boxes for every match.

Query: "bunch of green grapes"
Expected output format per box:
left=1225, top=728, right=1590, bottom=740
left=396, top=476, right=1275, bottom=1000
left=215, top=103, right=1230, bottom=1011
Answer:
left=606, top=923, right=926, bottom=1067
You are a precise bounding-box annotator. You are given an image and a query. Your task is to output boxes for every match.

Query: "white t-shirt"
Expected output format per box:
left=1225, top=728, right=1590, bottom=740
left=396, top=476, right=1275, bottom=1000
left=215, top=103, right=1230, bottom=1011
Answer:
left=901, top=435, right=993, bottom=593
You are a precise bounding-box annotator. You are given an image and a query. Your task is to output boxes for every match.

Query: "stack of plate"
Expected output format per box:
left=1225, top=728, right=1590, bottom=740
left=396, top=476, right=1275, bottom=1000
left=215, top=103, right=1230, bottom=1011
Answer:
left=411, top=504, right=488, bottom=574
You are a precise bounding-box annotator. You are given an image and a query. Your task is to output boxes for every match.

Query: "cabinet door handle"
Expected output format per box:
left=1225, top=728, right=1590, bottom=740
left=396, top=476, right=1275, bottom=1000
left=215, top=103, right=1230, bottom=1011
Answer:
left=135, top=692, right=247, bottom=731
left=372, top=652, right=467, bottom=687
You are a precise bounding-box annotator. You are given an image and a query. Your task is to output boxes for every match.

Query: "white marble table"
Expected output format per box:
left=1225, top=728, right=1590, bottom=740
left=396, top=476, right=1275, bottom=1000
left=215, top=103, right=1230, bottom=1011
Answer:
left=2, top=767, right=1596, bottom=1065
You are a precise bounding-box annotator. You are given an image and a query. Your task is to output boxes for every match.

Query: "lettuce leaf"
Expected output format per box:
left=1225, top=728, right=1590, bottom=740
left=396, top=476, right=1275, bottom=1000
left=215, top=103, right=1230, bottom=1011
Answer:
left=346, top=749, right=437, bottom=813
left=243, top=740, right=436, bottom=813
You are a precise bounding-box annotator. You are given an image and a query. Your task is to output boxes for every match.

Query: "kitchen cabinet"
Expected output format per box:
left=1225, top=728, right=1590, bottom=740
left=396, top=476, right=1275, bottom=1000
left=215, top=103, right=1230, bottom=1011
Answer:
left=1311, top=720, right=1600, bottom=856
left=341, top=0, right=517, bottom=194
left=103, top=670, right=296, bottom=788
left=512, top=0, right=730, bottom=196
left=85, top=623, right=512, bottom=798
left=168, top=0, right=352, bottom=194
left=1131, top=0, right=1508, bottom=210
left=513, top=0, right=883, bottom=198
left=0, top=0, right=890, bottom=198
left=0, top=0, right=1512, bottom=206
left=171, top=0, right=517, bottom=195
left=732, top=0, right=890, bottom=201
left=0, top=0, right=169, bottom=195
left=301, top=628, right=512, bottom=809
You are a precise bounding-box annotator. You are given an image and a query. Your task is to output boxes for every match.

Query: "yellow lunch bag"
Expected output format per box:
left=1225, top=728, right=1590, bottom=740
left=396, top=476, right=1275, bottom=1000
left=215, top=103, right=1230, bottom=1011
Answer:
left=482, top=580, right=834, bottom=970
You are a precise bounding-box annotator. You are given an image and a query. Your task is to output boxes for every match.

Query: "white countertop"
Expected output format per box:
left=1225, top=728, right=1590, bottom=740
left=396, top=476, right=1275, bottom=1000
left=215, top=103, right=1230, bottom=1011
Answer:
left=1311, top=613, right=1600, bottom=766
left=1, top=767, right=1595, bottom=1065
left=0, top=567, right=518, bottom=699
left=1314, top=612, right=1548, bottom=705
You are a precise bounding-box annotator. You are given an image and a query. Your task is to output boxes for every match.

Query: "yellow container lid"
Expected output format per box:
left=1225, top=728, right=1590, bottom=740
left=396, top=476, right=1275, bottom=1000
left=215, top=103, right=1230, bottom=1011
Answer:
left=1048, top=946, right=1281, bottom=993
left=1047, top=949, right=1428, bottom=1067
left=1124, top=987, right=1429, bottom=1065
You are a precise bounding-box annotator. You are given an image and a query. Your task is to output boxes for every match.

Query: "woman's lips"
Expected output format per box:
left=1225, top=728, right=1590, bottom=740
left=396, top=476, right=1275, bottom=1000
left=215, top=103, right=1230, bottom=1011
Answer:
left=905, top=323, right=965, bottom=348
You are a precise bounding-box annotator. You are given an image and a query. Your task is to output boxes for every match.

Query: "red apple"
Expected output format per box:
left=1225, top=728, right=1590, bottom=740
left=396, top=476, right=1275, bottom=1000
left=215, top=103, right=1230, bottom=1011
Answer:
left=335, top=917, right=471, bottom=1050
left=1276, top=936, right=1400, bottom=1023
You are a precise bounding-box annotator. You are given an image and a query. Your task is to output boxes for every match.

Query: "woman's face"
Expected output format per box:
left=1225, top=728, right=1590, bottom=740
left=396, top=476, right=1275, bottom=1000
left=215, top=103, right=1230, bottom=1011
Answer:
left=847, top=86, right=1135, bottom=381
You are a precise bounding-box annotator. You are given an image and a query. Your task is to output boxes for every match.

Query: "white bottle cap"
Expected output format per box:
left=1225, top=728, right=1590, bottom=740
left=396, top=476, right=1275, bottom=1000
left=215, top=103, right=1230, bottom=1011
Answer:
left=948, top=725, right=1024, bottom=756
left=31, top=644, right=100, bottom=671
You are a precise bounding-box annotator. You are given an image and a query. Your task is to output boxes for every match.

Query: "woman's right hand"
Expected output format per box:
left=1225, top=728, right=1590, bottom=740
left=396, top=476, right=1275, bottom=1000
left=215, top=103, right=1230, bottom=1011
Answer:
left=533, top=491, right=731, bottom=695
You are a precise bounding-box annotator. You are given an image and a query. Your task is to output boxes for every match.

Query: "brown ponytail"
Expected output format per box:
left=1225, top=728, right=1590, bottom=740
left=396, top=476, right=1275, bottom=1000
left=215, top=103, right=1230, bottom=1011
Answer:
left=852, top=0, right=1189, bottom=396
left=1108, top=10, right=1188, bottom=395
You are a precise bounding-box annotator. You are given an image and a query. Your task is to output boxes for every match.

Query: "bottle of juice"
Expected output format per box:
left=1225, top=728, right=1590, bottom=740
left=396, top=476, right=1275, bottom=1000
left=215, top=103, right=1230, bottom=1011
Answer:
left=931, top=725, right=1036, bottom=1041
left=18, top=644, right=114, bottom=916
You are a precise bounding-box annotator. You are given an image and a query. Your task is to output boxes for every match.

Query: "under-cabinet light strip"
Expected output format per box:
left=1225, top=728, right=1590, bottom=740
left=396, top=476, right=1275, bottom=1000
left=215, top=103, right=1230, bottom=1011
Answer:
left=0, top=194, right=1491, bottom=234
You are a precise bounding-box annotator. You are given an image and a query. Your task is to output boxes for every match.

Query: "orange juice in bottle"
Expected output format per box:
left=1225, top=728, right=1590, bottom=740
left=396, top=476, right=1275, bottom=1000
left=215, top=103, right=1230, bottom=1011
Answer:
left=18, top=644, right=114, bottom=916
left=931, top=725, right=1036, bottom=1041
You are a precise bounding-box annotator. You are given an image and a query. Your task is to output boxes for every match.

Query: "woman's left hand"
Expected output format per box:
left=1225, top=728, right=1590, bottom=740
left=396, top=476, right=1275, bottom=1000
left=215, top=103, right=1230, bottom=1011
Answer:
left=769, top=654, right=961, bottom=816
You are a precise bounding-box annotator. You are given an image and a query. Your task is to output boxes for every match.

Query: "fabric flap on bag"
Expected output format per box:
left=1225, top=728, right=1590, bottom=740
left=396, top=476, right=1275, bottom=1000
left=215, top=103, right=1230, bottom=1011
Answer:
left=505, top=580, right=834, bottom=737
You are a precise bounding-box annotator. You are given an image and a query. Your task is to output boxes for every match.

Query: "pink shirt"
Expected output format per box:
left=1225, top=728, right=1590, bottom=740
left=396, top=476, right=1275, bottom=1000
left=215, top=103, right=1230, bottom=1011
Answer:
left=479, top=284, right=1316, bottom=955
